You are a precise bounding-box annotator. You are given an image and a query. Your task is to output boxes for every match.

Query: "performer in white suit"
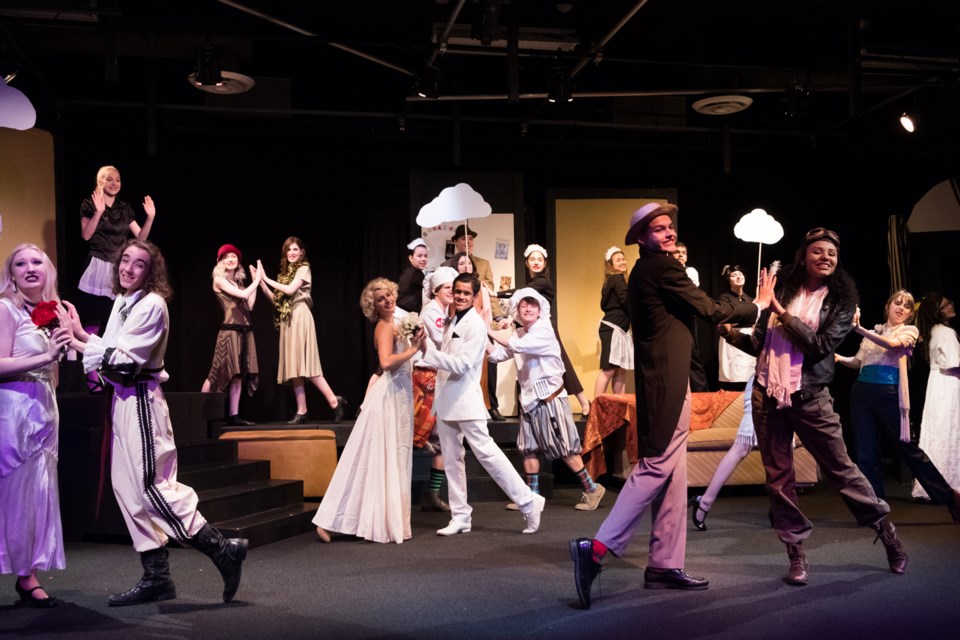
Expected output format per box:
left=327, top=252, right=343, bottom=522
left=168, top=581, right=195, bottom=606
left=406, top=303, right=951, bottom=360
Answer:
left=421, top=273, right=545, bottom=535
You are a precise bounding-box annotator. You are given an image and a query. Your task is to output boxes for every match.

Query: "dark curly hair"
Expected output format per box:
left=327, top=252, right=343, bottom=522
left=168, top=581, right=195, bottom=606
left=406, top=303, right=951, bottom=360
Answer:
left=778, top=231, right=858, bottom=312
left=916, top=292, right=952, bottom=363
left=112, top=239, right=173, bottom=300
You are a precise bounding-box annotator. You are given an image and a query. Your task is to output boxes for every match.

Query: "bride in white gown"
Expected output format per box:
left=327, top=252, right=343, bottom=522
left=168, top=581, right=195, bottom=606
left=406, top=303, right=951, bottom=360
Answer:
left=313, top=278, right=424, bottom=543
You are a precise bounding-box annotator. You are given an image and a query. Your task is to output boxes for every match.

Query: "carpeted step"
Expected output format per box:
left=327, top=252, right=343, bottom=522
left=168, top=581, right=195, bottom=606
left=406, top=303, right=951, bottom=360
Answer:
left=197, top=478, right=306, bottom=522
left=214, top=502, right=321, bottom=548
left=178, top=458, right=272, bottom=491
left=176, top=438, right=239, bottom=467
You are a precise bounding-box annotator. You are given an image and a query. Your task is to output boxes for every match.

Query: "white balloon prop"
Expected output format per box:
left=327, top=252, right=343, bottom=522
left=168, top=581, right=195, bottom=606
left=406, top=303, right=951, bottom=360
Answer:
left=0, top=81, right=36, bottom=130
left=734, top=208, right=784, bottom=285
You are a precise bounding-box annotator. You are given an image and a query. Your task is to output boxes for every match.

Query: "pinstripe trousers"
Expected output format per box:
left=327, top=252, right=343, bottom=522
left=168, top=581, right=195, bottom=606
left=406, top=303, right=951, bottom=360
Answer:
left=110, top=380, right=206, bottom=552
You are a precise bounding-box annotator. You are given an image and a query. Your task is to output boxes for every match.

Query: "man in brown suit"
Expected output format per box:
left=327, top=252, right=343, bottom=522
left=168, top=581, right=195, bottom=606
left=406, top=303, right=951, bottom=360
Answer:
left=569, top=202, right=774, bottom=608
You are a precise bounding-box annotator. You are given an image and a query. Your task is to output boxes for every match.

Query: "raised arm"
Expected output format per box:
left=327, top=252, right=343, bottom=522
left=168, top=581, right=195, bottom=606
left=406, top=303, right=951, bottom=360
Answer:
left=259, top=261, right=308, bottom=297
left=130, top=195, right=156, bottom=240
left=214, top=274, right=261, bottom=306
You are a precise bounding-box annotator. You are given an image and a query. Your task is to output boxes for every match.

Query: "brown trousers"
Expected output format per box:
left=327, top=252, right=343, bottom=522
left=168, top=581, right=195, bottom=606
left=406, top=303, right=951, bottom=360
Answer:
left=752, top=383, right=890, bottom=544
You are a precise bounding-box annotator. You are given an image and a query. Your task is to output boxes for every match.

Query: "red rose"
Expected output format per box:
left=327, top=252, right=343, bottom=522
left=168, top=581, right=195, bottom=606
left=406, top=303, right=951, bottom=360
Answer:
left=30, top=300, right=60, bottom=329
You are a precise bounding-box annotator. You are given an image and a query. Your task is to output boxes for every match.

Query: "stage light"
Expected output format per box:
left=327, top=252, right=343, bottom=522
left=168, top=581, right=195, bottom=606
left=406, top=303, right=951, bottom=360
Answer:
left=472, top=0, right=502, bottom=46
left=547, top=67, right=572, bottom=103
left=415, top=65, right=442, bottom=99
left=783, top=81, right=809, bottom=117
left=899, top=111, right=917, bottom=133
left=194, top=43, right=223, bottom=87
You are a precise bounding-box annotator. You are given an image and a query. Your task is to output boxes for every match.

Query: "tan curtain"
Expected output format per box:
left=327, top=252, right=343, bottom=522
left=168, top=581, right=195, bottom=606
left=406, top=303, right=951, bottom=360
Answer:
left=887, top=214, right=909, bottom=293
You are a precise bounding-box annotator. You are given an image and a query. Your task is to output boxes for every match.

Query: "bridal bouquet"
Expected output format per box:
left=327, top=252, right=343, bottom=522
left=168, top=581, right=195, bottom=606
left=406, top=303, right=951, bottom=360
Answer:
left=398, top=312, right=423, bottom=342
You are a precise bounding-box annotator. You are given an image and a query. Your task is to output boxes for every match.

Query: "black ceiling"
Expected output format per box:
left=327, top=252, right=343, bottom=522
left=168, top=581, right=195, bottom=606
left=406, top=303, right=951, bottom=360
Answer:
left=3, top=0, right=960, bottom=141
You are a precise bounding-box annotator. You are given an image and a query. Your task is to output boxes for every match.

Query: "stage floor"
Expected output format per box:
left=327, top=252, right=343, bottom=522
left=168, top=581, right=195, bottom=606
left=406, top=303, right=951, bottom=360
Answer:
left=4, top=482, right=958, bottom=640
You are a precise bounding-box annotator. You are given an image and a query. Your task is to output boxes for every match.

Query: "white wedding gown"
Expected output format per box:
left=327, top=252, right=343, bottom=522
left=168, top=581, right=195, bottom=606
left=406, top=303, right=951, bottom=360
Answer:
left=913, top=324, right=960, bottom=498
left=312, top=325, right=413, bottom=543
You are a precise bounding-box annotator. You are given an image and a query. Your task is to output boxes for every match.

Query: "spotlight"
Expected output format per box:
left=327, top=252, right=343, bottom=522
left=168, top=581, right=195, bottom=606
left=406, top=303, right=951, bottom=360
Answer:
left=415, top=65, right=442, bottom=99
left=899, top=111, right=917, bottom=133
left=783, top=81, right=809, bottom=117
left=547, top=67, right=572, bottom=104
left=472, top=0, right=502, bottom=46
left=194, top=43, right=223, bottom=87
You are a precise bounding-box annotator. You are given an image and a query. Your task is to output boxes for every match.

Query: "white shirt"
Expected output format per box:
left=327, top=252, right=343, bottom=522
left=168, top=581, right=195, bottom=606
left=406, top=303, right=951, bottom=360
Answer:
left=413, top=299, right=447, bottom=369
left=487, top=317, right=566, bottom=413
left=685, top=265, right=700, bottom=288
left=82, top=289, right=170, bottom=383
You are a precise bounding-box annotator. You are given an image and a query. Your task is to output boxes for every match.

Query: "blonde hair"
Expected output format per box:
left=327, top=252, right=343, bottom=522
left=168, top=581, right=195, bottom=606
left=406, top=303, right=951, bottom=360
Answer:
left=0, top=244, right=60, bottom=308
left=359, top=277, right=398, bottom=323
left=95, top=165, right=119, bottom=190
left=212, top=257, right=247, bottom=287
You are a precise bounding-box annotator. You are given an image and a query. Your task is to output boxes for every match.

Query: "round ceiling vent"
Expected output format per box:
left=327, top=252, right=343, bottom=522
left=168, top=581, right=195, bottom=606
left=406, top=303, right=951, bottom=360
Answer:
left=691, top=94, right=753, bottom=115
left=186, top=71, right=256, bottom=95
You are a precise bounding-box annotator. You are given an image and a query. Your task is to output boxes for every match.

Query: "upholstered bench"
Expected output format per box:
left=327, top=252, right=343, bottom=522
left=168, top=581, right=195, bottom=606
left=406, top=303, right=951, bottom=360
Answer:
left=686, top=392, right=819, bottom=488
left=219, top=429, right=338, bottom=497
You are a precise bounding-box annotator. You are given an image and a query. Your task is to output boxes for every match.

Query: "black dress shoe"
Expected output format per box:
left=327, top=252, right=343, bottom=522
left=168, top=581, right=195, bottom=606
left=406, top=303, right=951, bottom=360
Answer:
left=569, top=538, right=603, bottom=608
left=691, top=495, right=709, bottom=531
left=225, top=415, right=255, bottom=427
left=15, top=579, right=58, bottom=608
left=332, top=396, right=347, bottom=423
left=643, top=568, right=709, bottom=590
left=488, top=408, right=505, bottom=421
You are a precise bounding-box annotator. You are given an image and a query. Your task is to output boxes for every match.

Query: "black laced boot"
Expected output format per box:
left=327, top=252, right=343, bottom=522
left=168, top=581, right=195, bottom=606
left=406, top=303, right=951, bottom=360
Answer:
left=107, top=547, right=177, bottom=606
left=189, top=524, right=249, bottom=602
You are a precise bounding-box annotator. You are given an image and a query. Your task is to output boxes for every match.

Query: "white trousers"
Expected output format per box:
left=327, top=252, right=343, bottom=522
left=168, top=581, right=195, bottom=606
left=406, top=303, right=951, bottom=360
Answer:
left=437, top=417, right=535, bottom=524
left=110, top=380, right=206, bottom=552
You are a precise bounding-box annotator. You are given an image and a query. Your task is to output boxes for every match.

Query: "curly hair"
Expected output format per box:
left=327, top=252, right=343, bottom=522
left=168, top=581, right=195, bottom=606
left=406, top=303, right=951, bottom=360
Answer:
left=0, top=244, right=60, bottom=307
left=112, top=239, right=173, bottom=300
left=778, top=233, right=858, bottom=312
left=916, top=292, right=951, bottom=363
left=359, top=277, right=398, bottom=323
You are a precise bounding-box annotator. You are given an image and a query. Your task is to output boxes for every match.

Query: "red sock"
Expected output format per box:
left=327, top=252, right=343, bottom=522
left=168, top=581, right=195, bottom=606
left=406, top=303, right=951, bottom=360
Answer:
left=591, top=539, right=608, bottom=563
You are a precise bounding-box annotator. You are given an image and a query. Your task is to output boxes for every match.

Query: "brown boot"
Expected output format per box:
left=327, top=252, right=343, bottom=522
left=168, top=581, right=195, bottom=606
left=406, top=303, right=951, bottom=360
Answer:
left=784, top=542, right=809, bottom=586
left=871, top=518, right=908, bottom=574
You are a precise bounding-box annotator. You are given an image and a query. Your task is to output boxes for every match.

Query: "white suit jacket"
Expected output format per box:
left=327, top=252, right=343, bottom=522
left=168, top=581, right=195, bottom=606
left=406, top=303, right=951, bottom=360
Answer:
left=422, top=307, right=488, bottom=421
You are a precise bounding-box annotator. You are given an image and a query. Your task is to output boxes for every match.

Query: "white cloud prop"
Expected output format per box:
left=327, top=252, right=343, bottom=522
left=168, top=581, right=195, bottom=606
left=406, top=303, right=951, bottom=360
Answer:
left=416, top=183, right=492, bottom=227
left=734, top=208, right=784, bottom=245
left=0, top=82, right=36, bottom=130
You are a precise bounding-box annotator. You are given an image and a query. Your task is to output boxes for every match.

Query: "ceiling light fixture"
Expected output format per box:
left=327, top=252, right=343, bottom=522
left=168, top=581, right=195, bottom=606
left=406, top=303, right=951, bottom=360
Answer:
left=899, top=111, right=917, bottom=133
left=783, top=81, right=809, bottom=117
left=473, top=0, right=502, bottom=46
left=415, top=65, right=442, bottom=99
left=193, top=42, right=223, bottom=87
left=547, top=67, right=572, bottom=103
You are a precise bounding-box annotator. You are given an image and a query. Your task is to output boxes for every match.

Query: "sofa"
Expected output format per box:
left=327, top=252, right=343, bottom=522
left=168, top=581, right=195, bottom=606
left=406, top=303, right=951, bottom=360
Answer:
left=581, top=391, right=820, bottom=488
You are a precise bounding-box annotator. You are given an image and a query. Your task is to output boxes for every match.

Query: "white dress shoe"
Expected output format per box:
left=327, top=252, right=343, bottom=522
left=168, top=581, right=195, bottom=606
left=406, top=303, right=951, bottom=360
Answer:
left=521, top=494, right=546, bottom=534
left=436, top=520, right=472, bottom=536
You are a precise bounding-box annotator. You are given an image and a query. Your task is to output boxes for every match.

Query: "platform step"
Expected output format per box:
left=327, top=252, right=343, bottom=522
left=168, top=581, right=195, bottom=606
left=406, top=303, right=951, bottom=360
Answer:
left=197, top=478, right=306, bottom=522
left=178, top=459, right=272, bottom=491
left=176, top=439, right=239, bottom=467
left=214, top=502, right=320, bottom=548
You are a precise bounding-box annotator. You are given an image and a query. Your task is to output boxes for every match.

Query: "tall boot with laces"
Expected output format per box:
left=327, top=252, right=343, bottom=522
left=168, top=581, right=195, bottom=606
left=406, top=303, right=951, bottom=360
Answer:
left=189, top=524, right=249, bottom=602
left=871, top=517, right=908, bottom=574
left=107, top=547, right=176, bottom=606
left=784, top=542, right=809, bottom=585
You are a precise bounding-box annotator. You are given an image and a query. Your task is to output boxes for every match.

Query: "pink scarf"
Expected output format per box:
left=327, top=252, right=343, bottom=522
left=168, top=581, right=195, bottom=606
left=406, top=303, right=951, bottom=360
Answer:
left=757, top=285, right=829, bottom=408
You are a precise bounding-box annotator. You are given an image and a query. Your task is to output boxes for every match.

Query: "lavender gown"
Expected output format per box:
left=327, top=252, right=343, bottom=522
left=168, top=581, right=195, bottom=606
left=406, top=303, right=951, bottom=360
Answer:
left=0, top=299, right=65, bottom=575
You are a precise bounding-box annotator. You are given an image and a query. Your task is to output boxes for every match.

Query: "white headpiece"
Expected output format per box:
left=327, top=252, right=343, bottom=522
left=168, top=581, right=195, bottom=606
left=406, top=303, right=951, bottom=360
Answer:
left=509, top=287, right=551, bottom=322
left=604, top=246, right=623, bottom=262
left=407, top=238, right=427, bottom=251
left=426, top=266, right=458, bottom=298
left=523, top=244, right=548, bottom=259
